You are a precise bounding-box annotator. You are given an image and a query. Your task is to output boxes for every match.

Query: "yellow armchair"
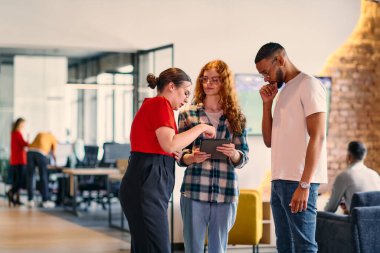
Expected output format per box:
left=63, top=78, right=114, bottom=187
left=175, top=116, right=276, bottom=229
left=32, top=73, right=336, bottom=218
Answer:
left=228, top=189, right=263, bottom=252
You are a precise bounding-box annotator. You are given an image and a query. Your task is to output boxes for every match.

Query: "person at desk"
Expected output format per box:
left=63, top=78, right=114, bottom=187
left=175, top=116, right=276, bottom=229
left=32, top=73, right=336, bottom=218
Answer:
left=8, top=118, right=29, bottom=206
left=27, top=131, right=57, bottom=208
left=177, top=60, right=249, bottom=253
left=119, top=68, right=215, bottom=253
left=324, top=141, right=380, bottom=213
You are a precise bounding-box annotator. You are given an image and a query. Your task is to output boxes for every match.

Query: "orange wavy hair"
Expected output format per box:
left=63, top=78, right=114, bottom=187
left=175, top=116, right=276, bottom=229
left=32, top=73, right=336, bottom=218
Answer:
left=193, top=60, right=246, bottom=135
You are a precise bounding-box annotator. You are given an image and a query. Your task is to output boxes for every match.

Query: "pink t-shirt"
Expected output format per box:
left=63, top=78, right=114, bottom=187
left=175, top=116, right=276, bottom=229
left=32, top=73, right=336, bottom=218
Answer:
left=271, top=72, right=327, bottom=183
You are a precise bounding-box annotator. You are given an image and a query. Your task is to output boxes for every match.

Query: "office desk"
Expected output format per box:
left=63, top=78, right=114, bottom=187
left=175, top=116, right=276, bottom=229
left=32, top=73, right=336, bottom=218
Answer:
left=47, top=165, right=64, bottom=170
left=108, top=173, right=123, bottom=182
left=62, top=168, right=119, bottom=216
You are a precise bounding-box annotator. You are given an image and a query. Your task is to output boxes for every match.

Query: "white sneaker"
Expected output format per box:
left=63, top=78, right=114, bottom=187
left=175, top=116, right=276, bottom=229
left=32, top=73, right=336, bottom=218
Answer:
left=41, top=201, right=55, bottom=208
left=27, top=201, right=35, bottom=208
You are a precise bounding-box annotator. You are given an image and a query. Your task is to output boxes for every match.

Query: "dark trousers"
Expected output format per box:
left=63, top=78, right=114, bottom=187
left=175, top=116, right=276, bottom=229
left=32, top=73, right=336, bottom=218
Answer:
left=27, top=151, right=50, bottom=202
left=119, top=152, right=175, bottom=253
left=9, top=164, right=26, bottom=194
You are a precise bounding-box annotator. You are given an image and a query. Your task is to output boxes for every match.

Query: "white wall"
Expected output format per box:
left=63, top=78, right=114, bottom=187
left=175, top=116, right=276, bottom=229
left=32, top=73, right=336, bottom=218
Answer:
left=0, top=64, right=14, bottom=156
left=14, top=56, right=69, bottom=142
left=0, top=0, right=361, bottom=243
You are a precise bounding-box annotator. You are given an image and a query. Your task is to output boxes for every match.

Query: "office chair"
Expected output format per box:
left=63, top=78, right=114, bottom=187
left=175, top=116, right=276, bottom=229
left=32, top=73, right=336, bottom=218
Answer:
left=204, top=189, right=263, bottom=253
left=99, top=142, right=130, bottom=168
left=77, top=145, right=108, bottom=211
left=228, top=189, right=263, bottom=253
left=99, top=143, right=130, bottom=204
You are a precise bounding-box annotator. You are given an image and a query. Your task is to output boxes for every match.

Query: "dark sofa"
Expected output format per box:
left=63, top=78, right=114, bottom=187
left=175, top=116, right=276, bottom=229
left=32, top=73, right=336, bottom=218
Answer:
left=316, top=191, right=380, bottom=253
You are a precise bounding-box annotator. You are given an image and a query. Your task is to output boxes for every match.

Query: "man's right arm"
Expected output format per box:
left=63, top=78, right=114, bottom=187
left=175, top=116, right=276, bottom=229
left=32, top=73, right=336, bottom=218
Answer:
left=324, top=174, right=346, bottom=212
left=262, top=102, right=273, bottom=147
left=259, top=84, right=277, bottom=147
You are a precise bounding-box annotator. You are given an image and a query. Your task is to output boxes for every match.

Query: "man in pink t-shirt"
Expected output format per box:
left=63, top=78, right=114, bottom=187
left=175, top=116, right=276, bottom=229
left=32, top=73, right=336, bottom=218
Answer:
left=255, top=42, right=327, bottom=253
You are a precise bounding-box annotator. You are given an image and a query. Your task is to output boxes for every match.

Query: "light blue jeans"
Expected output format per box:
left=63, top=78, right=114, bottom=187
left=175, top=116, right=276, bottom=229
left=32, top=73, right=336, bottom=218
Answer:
left=180, top=195, right=237, bottom=253
left=271, top=180, right=319, bottom=253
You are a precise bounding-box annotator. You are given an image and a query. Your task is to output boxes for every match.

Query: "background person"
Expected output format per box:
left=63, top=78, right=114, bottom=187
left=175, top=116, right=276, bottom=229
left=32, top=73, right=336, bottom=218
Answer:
left=178, top=60, right=249, bottom=253
left=8, top=118, right=28, bottom=206
left=27, top=131, right=57, bottom=208
left=119, top=68, right=215, bottom=253
left=324, top=141, right=380, bottom=213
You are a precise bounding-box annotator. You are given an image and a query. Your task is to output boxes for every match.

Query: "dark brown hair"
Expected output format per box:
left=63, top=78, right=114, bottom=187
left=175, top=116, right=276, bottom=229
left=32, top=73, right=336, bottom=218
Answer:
left=11, top=118, right=25, bottom=132
left=147, top=67, right=191, bottom=92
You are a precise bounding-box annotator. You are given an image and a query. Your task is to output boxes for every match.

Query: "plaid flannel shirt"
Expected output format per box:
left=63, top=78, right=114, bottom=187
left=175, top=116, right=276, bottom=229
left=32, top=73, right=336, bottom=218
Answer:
left=178, top=103, right=249, bottom=203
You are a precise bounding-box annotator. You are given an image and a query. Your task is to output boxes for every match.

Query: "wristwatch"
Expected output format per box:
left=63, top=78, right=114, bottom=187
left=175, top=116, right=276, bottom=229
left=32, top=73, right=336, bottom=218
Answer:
left=299, top=181, right=311, bottom=189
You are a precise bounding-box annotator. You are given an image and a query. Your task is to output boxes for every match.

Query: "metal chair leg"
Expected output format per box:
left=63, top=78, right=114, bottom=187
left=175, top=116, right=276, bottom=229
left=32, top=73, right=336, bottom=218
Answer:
left=252, top=244, right=260, bottom=253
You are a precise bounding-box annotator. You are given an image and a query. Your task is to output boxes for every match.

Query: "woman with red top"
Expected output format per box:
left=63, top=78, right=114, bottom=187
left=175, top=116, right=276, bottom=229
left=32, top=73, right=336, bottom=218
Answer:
left=119, top=67, right=215, bottom=253
left=8, top=118, right=28, bottom=206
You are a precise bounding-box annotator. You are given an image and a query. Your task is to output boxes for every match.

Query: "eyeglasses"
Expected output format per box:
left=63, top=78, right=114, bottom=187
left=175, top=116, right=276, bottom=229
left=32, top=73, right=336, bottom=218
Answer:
left=199, top=76, right=220, bottom=84
left=260, top=57, right=278, bottom=79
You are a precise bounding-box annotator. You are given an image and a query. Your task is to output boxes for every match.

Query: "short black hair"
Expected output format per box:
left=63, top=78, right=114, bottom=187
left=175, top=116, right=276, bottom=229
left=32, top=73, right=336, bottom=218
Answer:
left=348, top=141, right=367, bottom=161
left=255, top=42, right=284, bottom=63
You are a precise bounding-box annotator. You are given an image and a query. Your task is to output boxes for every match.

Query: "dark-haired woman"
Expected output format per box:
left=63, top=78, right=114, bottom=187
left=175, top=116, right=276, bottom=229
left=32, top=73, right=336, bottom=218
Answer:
left=8, top=118, right=28, bottom=206
left=119, top=67, right=216, bottom=253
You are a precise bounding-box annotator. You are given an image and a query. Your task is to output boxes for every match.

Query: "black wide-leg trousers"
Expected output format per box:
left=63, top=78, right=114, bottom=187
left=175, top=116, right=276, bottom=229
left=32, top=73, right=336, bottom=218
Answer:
left=119, top=152, right=175, bottom=253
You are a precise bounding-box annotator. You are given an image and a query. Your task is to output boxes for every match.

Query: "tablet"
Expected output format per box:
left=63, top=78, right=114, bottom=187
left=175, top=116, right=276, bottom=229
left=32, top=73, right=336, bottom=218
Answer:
left=200, top=139, right=231, bottom=160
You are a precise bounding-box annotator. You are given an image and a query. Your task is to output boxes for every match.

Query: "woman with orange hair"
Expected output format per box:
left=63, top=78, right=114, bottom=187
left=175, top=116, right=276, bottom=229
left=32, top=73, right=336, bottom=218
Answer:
left=178, top=60, right=249, bottom=253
